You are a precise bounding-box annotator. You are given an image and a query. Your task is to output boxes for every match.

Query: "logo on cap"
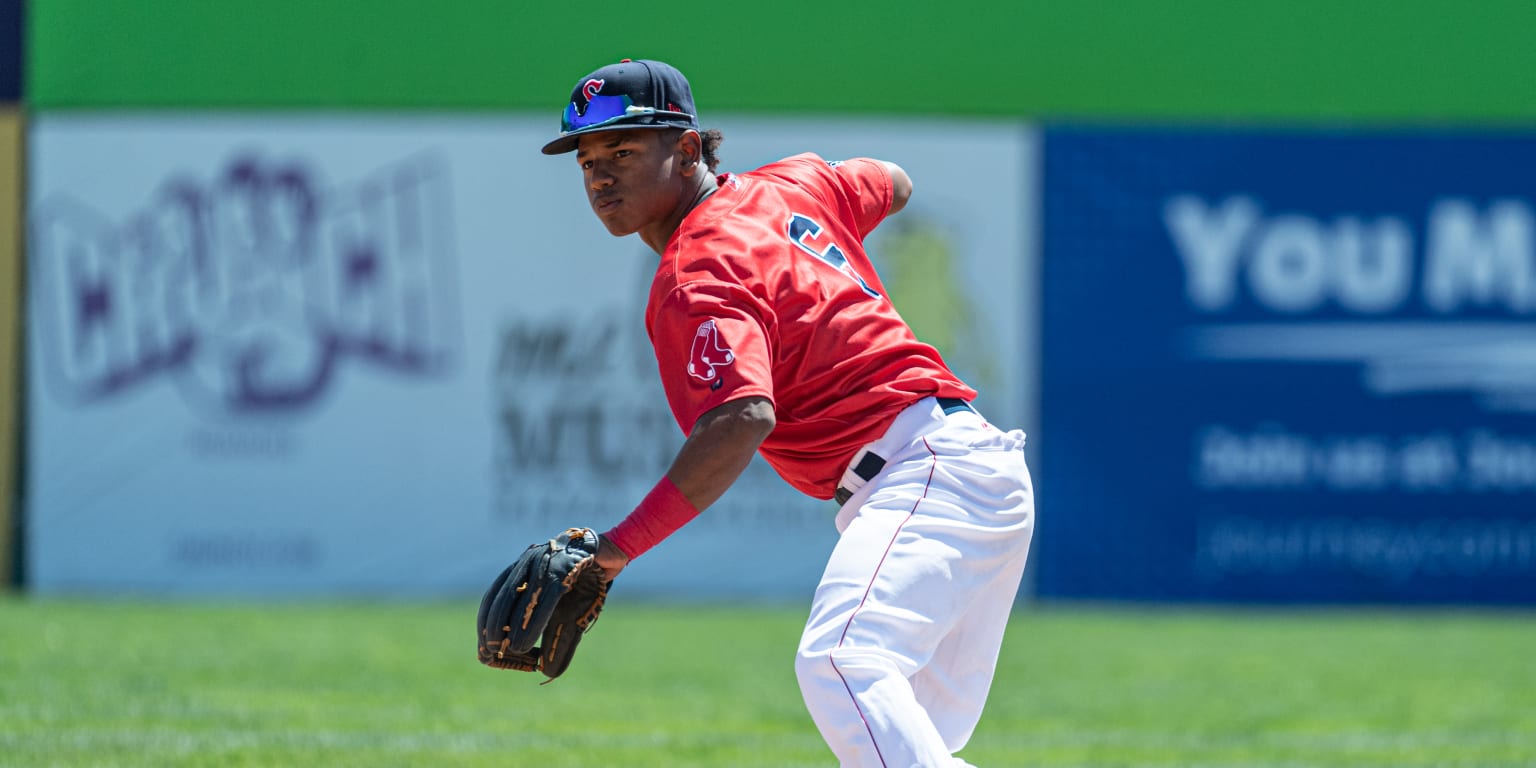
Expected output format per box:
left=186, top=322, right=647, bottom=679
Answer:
left=573, top=78, right=605, bottom=117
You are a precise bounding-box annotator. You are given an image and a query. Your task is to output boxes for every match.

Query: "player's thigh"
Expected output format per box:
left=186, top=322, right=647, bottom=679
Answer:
left=911, top=541, right=1030, bottom=748
left=803, top=438, right=1030, bottom=665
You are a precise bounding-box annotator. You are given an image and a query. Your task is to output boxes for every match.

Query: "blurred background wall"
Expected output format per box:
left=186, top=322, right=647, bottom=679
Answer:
left=2, top=0, right=24, bottom=588
left=6, top=1, right=1535, bottom=602
left=23, top=0, right=1536, bottom=120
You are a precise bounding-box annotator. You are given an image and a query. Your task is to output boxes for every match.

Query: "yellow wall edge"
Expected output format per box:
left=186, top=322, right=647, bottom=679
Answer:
left=0, top=105, right=20, bottom=588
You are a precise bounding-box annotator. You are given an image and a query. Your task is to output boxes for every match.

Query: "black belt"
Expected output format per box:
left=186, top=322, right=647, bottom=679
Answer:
left=833, top=398, right=975, bottom=506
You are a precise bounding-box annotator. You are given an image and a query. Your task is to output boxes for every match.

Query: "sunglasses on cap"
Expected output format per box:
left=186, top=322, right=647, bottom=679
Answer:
left=562, top=93, right=696, bottom=133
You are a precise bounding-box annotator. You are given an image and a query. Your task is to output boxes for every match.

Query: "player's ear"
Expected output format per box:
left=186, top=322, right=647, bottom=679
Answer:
left=676, top=129, right=703, bottom=176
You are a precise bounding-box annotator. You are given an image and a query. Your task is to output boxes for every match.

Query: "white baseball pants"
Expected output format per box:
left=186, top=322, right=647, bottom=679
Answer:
left=796, top=397, right=1035, bottom=768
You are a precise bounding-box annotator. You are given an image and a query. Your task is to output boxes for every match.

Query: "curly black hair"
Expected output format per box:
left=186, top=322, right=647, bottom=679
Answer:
left=699, top=128, right=723, bottom=173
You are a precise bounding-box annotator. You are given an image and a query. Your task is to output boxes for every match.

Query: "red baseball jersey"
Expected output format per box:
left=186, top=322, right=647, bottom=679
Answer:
left=646, top=153, right=976, bottom=499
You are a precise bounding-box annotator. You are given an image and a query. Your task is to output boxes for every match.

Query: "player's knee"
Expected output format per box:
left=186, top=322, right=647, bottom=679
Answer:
left=794, top=645, right=828, bottom=690
left=796, top=644, right=905, bottom=690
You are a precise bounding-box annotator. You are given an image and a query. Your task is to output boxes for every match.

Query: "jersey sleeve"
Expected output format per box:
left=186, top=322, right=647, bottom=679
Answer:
left=648, top=280, right=776, bottom=433
left=827, top=157, right=895, bottom=239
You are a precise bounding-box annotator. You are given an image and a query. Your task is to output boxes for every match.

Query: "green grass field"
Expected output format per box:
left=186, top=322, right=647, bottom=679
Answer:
left=2, top=597, right=1534, bottom=767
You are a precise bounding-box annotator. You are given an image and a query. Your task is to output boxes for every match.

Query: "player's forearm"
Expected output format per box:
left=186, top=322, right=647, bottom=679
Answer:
left=602, top=397, right=775, bottom=562
left=667, top=396, right=776, bottom=510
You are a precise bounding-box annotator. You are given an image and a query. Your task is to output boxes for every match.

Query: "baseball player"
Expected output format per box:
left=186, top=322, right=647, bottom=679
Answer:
left=542, top=58, right=1036, bottom=767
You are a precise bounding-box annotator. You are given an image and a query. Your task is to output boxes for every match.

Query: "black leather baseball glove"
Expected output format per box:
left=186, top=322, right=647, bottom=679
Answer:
left=476, top=527, right=611, bottom=680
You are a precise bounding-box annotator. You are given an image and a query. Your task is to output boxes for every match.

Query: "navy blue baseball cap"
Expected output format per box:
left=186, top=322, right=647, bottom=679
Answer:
left=541, top=58, right=700, bottom=155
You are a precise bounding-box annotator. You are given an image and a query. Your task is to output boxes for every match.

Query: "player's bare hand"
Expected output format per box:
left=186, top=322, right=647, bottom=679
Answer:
left=595, top=535, right=630, bottom=582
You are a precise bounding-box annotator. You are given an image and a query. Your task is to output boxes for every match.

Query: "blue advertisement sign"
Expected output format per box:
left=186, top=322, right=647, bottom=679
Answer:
left=0, top=0, right=18, bottom=102
left=1037, top=128, right=1536, bottom=604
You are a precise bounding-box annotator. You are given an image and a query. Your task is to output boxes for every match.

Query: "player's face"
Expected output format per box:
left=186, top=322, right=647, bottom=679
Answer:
left=575, top=130, right=688, bottom=237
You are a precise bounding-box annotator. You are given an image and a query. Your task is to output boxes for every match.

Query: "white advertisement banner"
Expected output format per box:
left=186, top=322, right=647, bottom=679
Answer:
left=26, top=113, right=1035, bottom=597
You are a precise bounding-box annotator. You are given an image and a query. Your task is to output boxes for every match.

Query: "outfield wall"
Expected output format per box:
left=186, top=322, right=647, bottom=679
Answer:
left=23, top=113, right=1033, bottom=597
left=0, top=0, right=16, bottom=103
left=1035, top=128, right=1536, bottom=604
left=26, top=1, right=1536, bottom=122
left=1, top=0, right=21, bottom=588
left=16, top=3, right=1536, bottom=602
left=0, top=106, right=19, bottom=589
left=25, top=115, right=1536, bottom=604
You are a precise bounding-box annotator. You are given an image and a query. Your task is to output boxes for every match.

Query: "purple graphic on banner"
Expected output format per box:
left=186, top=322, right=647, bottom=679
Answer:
left=30, top=152, right=460, bottom=414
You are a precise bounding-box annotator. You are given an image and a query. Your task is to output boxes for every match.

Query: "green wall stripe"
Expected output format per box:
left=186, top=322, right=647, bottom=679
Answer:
left=26, top=0, right=1536, bottom=122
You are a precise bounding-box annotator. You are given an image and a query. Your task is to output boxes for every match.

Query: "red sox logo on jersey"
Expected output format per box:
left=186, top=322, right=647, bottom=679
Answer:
left=687, top=319, right=735, bottom=388
left=573, top=78, right=605, bottom=116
